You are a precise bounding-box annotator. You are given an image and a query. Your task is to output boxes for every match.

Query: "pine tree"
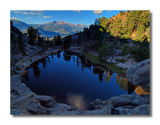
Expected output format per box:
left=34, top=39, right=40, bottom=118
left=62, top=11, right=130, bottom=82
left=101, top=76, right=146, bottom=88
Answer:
left=27, top=26, right=38, bottom=45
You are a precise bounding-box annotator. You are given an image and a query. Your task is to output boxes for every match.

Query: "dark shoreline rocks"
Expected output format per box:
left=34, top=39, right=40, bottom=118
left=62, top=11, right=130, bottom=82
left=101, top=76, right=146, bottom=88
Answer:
left=126, top=59, right=150, bottom=92
left=90, top=94, right=150, bottom=115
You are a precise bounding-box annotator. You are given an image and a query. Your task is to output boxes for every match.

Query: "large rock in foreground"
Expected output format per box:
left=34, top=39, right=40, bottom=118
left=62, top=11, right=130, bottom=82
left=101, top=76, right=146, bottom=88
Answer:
left=90, top=94, right=150, bottom=115
left=126, top=59, right=150, bottom=92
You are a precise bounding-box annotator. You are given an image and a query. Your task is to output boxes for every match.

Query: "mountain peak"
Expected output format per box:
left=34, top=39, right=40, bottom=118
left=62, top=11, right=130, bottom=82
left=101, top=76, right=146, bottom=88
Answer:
left=11, top=19, right=87, bottom=38
left=45, top=21, right=58, bottom=24
left=59, top=20, right=65, bottom=23
left=52, top=21, right=58, bottom=24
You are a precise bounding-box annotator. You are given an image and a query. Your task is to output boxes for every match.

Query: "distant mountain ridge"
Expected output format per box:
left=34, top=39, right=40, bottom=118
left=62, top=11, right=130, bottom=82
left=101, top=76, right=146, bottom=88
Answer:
left=11, top=19, right=87, bottom=38
left=11, top=19, right=30, bottom=32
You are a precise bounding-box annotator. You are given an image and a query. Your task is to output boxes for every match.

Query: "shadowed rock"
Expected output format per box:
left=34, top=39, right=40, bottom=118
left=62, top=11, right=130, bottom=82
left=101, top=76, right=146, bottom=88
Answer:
left=126, top=59, right=150, bottom=92
left=90, top=94, right=150, bottom=115
left=35, top=95, right=56, bottom=108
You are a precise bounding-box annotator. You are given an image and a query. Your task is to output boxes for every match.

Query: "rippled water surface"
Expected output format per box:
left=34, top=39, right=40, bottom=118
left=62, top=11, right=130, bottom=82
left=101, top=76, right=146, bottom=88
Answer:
left=22, top=51, right=144, bottom=110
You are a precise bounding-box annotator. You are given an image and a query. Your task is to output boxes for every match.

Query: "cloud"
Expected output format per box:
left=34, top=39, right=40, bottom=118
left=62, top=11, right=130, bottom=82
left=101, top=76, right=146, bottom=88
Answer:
left=43, top=16, right=52, bottom=18
left=12, top=17, right=20, bottom=21
left=94, top=10, right=103, bottom=15
left=73, top=10, right=81, bottom=13
left=13, top=10, right=44, bottom=15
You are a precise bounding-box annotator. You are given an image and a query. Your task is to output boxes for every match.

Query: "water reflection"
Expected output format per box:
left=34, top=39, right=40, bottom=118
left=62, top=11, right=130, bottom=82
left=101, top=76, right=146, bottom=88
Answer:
left=93, top=67, right=104, bottom=82
left=116, top=75, right=129, bottom=91
left=22, top=70, right=29, bottom=82
left=72, top=56, right=75, bottom=63
left=23, top=51, right=149, bottom=109
left=115, top=75, right=149, bottom=95
left=57, top=51, right=61, bottom=58
left=32, top=62, right=41, bottom=78
left=66, top=93, right=88, bottom=110
left=116, top=75, right=136, bottom=93
left=24, top=51, right=149, bottom=95
left=39, top=58, right=47, bottom=69
left=63, top=51, right=72, bottom=62
left=104, top=70, right=113, bottom=82
left=50, top=54, right=54, bottom=60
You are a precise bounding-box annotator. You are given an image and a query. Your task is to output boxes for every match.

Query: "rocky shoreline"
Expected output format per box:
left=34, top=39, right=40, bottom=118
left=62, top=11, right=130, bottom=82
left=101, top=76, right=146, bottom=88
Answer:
left=11, top=47, right=150, bottom=115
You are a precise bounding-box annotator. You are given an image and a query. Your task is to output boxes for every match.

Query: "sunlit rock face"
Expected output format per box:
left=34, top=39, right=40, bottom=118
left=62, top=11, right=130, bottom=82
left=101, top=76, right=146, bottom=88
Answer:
left=134, top=86, right=149, bottom=95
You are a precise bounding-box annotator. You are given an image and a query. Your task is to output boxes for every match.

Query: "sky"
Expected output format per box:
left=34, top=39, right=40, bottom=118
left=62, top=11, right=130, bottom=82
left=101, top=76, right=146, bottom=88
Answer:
left=10, top=10, right=123, bottom=25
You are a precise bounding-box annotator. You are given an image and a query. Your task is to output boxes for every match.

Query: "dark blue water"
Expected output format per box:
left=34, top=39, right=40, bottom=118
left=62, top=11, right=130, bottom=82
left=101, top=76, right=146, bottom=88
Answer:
left=23, top=51, right=137, bottom=110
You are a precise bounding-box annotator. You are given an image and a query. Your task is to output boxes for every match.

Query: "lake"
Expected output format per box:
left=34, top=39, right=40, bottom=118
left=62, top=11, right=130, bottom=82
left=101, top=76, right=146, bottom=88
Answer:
left=22, top=51, right=143, bottom=110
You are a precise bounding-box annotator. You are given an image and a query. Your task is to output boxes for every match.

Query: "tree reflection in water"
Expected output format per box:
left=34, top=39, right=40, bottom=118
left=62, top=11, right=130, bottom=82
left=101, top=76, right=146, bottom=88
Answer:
left=23, top=51, right=149, bottom=97
left=115, top=74, right=149, bottom=95
left=31, top=61, right=41, bottom=79
left=22, top=70, right=29, bottom=82
left=27, top=57, right=49, bottom=79
left=56, top=51, right=61, bottom=58
left=104, top=70, right=113, bottom=82
left=63, top=51, right=71, bottom=62
left=72, top=56, right=75, bottom=63
left=76, top=56, right=79, bottom=68
left=103, top=69, right=139, bottom=95
left=93, top=67, right=104, bottom=82
left=116, top=75, right=133, bottom=93
left=50, top=54, right=54, bottom=60
left=39, top=58, right=47, bottom=69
